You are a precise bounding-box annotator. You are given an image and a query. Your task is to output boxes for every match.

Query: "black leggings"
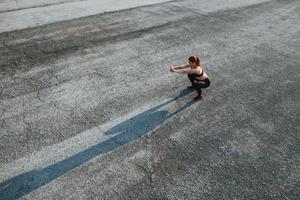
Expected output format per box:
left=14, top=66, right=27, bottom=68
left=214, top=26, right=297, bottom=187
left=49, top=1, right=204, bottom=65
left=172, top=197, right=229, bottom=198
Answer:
left=188, top=74, right=211, bottom=95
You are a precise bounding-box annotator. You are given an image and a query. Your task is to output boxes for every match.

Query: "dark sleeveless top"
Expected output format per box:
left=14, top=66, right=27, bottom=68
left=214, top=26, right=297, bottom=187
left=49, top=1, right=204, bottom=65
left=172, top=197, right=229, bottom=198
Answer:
left=195, top=68, right=204, bottom=77
left=194, top=67, right=209, bottom=81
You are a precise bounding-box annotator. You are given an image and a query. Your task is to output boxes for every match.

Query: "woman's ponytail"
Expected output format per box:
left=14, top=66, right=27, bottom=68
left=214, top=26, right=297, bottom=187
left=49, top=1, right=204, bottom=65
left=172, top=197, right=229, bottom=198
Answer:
left=195, top=56, right=200, bottom=66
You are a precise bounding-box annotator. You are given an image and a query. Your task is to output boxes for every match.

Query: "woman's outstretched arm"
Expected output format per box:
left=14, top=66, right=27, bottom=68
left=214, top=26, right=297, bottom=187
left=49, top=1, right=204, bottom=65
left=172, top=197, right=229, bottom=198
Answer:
left=171, top=63, right=190, bottom=70
left=173, top=67, right=199, bottom=74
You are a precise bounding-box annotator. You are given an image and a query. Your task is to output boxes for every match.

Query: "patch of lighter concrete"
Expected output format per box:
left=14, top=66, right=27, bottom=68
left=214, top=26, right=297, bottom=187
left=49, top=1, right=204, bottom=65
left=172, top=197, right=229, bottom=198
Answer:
left=229, top=129, right=262, bottom=159
left=170, top=130, right=186, bottom=142
left=166, top=166, right=211, bottom=199
left=0, top=0, right=272, bottom=33
left=125, top=150, right=151, bottom=163
left=252, top=118, right=275, bottom=135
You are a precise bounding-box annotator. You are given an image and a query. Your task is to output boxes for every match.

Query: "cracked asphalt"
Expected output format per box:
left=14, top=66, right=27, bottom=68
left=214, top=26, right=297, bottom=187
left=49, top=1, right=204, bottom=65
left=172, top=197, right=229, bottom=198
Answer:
left=0, top=0, right=299, bottom=199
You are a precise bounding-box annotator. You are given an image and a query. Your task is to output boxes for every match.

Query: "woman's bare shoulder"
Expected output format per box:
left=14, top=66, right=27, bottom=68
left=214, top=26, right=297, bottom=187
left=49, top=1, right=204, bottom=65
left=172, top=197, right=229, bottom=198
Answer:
left=197, top=65, right=203, bottom=71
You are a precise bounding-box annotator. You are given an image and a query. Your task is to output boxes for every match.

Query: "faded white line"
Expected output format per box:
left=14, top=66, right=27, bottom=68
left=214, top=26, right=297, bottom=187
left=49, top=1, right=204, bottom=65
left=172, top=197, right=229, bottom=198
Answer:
left=0, top=96, right=192, bottom=182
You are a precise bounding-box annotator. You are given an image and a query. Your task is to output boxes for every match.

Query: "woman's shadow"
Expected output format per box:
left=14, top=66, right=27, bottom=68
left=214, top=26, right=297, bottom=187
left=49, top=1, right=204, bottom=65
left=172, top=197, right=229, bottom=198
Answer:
left=0, top=88, right=196, bottom=200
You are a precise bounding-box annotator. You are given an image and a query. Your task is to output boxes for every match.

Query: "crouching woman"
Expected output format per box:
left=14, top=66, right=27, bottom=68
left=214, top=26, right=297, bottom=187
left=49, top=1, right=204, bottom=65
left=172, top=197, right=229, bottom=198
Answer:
left=170, top=55, right=211, bottom=100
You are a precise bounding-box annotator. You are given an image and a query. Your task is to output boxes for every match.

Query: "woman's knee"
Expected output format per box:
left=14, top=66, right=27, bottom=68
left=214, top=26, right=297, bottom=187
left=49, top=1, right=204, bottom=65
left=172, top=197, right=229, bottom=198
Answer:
left=206, top=80, right=211, bottom=87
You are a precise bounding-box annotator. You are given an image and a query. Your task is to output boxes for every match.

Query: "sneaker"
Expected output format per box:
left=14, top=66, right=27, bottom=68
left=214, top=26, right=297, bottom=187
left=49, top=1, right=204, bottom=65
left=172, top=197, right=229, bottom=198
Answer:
left=187, top=85, right=195, bottom=89
left=193, top=95, right=202, bottom=101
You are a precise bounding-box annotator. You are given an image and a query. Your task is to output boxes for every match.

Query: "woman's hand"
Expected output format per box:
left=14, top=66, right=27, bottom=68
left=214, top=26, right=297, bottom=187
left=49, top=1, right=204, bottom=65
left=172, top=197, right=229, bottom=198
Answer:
left=169, top=66, right=175, bottom=72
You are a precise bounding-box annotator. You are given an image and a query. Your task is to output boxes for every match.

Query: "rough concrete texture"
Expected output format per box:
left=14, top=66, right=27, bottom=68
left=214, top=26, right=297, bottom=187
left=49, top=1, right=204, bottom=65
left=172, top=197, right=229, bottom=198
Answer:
left=0, top=0, right=299, bottom=199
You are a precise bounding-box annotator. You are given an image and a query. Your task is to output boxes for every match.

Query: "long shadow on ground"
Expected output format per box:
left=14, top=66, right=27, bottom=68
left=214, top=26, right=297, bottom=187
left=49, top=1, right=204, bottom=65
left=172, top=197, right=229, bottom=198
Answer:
left=0, top=88, right=196, bottom=200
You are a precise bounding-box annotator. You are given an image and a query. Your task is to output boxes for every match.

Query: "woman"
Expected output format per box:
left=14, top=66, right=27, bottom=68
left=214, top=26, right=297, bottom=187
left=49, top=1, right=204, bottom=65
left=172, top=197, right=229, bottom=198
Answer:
left=170, top=55, right=210, bottom=100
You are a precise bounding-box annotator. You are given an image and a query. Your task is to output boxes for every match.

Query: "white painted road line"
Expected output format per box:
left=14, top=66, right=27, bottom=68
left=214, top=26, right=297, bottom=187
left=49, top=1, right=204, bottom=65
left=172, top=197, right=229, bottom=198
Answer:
left=0, top=0, right=172, bottom=33
left=0, top=0, right=82, bottom=13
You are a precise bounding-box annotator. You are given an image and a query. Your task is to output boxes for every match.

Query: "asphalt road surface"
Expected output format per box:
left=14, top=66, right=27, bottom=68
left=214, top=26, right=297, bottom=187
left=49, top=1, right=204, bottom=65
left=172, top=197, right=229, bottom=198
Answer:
left=0, top=0, right=299, bottom=199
